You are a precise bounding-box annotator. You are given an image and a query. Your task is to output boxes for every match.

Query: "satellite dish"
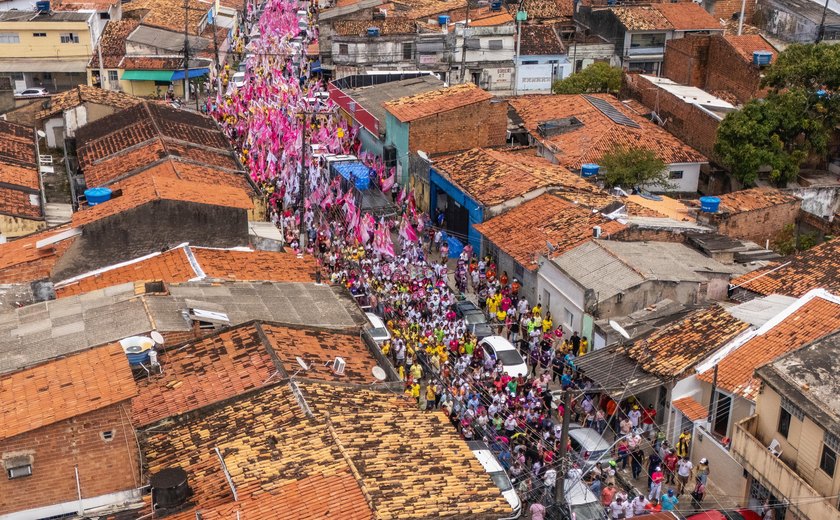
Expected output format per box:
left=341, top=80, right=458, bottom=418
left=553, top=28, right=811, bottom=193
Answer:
left=36, top=130, right=46, bottom=139
left=609, top=320, right=631, bottom=340
left=372, top=366, right=387, bottom=381
left=295, top=356, right=310, bottom=371
left=150, top=331, right=165, bottom=345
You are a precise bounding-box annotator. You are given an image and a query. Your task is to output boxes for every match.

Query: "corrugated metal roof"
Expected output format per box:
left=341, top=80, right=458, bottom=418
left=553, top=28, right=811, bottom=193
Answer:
left=576, top=344, right=663, bottom=396
left=597, top=240, right=736, bottom=282
left=551, top=241, right=644, bottom=302
left=724, top=294, right=796, bottom=326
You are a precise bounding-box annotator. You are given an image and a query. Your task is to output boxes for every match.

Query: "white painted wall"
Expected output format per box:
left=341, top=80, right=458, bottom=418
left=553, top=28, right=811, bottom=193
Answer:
left=536, top=258, right=585, bottom=336
left=43, top=116, right=63, bottom=148
left=63, top=104, right=87, bottom=138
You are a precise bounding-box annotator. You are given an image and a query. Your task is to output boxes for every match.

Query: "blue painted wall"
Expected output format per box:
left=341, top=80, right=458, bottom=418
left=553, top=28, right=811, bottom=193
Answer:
left=429, top=166, right=484, bottom=254
left=384, top=113, right=410, bottom=186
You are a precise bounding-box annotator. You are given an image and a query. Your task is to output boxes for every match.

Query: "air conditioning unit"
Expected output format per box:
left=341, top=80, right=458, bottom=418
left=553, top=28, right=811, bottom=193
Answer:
left=593, top=225, right=602, bottom=238
left=332, top=356, right=346, bottom=375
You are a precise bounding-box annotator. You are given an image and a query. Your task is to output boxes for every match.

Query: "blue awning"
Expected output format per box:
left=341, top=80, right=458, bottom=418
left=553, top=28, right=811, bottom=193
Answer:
left=170, top=68, right=210, bottom=80
left=311, top=59, right=322, bottom=72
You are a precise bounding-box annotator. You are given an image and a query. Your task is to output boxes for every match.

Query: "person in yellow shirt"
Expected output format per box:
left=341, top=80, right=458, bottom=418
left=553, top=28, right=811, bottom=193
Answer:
left=542, top=312, right=553, bottom=333
left=580, top=336, right=589, bottom=356
left=410, top=361, right=423, bottom=381
left=532, top=303, right=542, bottom=316
left=425, top=384, right=436, bottom=409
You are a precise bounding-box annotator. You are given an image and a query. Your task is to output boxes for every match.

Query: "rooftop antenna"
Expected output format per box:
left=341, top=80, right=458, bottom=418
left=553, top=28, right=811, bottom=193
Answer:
left=151, top=331, right=165, bottom=345
left=292, top=356, right=310, bottom=378
left=609, top=320, right=631, bottom=343
left=371, top=366, right=387, bottom=383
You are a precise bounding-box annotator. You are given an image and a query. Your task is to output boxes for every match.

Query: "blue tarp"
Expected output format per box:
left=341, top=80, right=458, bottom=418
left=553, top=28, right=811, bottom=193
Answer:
left=171, top=68, right=210, bottom=80
left=332, top=161, right=372, bottom=191
left=446, top=235, right=464, bottom=258
left=311, top=59, right=322, bottom=72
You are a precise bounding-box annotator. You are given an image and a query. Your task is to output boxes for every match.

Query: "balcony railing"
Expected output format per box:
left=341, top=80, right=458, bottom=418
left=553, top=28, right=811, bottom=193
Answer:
left=732, top=415, right=840, bottom=520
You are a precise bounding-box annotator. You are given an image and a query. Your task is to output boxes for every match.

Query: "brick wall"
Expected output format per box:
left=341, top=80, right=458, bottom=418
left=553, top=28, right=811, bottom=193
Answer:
left=613, top=225, right=692, bottom=243
left=705, top=36, right=763, bottom=105
left=697, top=200, right=802, bottom=244
left=0, top=401, right=139, bottom=515
left=622, top=73, right=721, bottom=161
left=662, top=35, right=710, bottom=88
left=408, top=99, right=508, bottom=156
left=707, top=0, right=756, bottom=22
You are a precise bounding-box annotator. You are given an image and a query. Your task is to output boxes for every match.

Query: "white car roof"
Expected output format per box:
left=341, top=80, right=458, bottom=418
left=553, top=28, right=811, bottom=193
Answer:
left=564, top=479, right=599, bottom=506
left=480, top=335, right=516, bottom=352
left=365, top=312, right=386, bottom=329
left=471, top=448, right=504, bottom=473
left=568, top=427, right=613, bottom=452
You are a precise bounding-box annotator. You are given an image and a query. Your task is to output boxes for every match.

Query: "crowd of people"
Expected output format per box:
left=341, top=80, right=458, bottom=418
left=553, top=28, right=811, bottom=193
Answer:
left=206, top=0, right=733, bottom=518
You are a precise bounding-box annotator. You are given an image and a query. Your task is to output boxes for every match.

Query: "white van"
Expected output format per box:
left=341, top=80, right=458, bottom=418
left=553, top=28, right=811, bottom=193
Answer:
left=478, top=336, right=527, bottom=377
left=365, top=312, right=390, bottom=346
left=468, top=441, right=521, bottom=519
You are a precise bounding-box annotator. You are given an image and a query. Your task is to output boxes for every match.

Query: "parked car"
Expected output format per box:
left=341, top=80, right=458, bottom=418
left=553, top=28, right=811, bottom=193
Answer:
left=685, top=509, right=762, bottom=520
left=468, top=441, right=522, bottom=519
left=454, top=300, right=495, bottom=339
left=478, top=336, right=527, bottom=377
left=15, top=87, right=48, bottom=97
left=365, top=312, right=390, bottom=346
left=567, top=426, right=614, bottom=472
left=560, top=479, right=607, bottom=520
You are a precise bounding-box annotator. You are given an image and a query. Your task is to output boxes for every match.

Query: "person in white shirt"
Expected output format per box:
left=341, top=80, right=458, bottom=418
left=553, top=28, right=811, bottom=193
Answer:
left=609, top=497, right=629, bottom=519
left=631, top=495, right=649, bottom=516
left=543, top=467, right=557, bottom=493
left=677, top=457, right=694, bottom=495
left=628, top=405, right=642, bottom=429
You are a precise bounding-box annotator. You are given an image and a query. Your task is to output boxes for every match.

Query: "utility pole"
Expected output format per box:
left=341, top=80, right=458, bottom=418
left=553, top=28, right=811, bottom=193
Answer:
left=458, top=0, right=470, bottom=83
left=513, top=8, right=524, bottom=96
left=555, top=389, right=572, bottom=509
left=183, top=0, right=191, bottom=102
left=298, top=112, right=310, bottom=251
left=816, top=0, right=831, bottom=42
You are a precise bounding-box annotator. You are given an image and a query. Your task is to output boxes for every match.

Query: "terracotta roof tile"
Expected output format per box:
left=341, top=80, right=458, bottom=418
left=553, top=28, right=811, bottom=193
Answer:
left=0, top=343, right=137, bottom=440
left=730, top=238, right=840, bottom=297
left=70, top=174, right=252, bottom=227
left=697, top=295, right=840, bottom=400
left=54, top=245, right=317, bottom=297
left=610, top=6, right=672, bottom=31
left=509, top=94, right=706, bottom=168
left=82, top=140, right=169, bottom=186
left=627, top=305, right=750, bottom=377
left=433, top=148, right=598, bottom=207
left=520, top=24, right=565, bottom=55
left=723, top=34, right=775, bottom=63
left=0, top=163, right=38, bottom=192
left=121, top=56, right=184, bottom=70
left=333, top=18, right=417, bottom=36
left=393, top=0, right=467, bottom=19
left=511, top=0, right=572, bottom=19
left=474, top=192, right=625, bottom=270
left=469, top=10, right=514, bottom=26
left=0, top=120, right=37, bottom=169
left=385, top=83, right=494, bottom=122
left=124, top=0, right=208, bottom=34
left=90, top=19, right=139, bottom=68
left=714, top=187, right=799, bottom=213
left=557, top=191, right=668, bottom=218
left=0, top=225, right=76, bottom=283
left=654, top=3, right=719, bottom=30
left=0, top=188, right=42, bottom=219
left=672, top=396, right=709, bottom=422
left=36, top=85, right=142, bottom=121
left=131, top=324, right=277, bottom=426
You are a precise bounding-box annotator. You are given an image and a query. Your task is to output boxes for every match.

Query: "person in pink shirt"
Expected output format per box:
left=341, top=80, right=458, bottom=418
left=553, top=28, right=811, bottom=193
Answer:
left=529, top=502, right=545, bottom=520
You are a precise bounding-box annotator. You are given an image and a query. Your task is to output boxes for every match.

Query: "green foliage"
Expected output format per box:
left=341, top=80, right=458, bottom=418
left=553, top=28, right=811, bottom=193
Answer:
left=599, top=146, right=670, bottom=190
left=715, top=43, right=840, bottom=186
left=715, top=89, right=839, bottom=186
left=551, top=63, right=623, bottom=94
left=772, top=224, right=819, bottom=255
left=761, top=43, right=840, bottom=92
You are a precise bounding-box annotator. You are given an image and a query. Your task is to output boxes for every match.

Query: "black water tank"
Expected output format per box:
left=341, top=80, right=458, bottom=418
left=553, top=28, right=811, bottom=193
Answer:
left=151, top=468, right=192, bottom=510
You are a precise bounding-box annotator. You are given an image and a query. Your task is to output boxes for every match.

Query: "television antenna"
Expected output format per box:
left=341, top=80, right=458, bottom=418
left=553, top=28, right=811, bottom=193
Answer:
left=609, top=320, right=631, bottom=341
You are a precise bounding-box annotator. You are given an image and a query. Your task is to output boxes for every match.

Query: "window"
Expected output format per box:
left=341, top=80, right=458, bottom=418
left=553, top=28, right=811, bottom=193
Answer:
left=669, top=170, right=684, bottom=179
left=33, top=32, right=47, bottom=37
left=101, top=430, right=115, bottom=441
left=0, top=32, right=20, bottom=44
left=402, top=42, right=413, bottom=60
left=60, top=33, right=80, bottom=44
left=466, top=37, right=481, bottom=50
left=488, top=39, right=503, bottom=50
left=99, top=11, right=110, bottom=19
left=521, top=60, right=539, bottom=65
left=108, top=70, right=119, bottom=82
left=564, top=308, right=574, bottom=328
left=820, top=443, right=836, bottom=478
left=42, top=72, right=52, bottom=80
left=630, top=32, right=666, bottom=48
left=777, top=407, right=791, bottom=438
left=339, top=43, right=348, bottom=55
left=7, top=465, right=31, bottom=479
left=10, top=72, right=24, bottom=81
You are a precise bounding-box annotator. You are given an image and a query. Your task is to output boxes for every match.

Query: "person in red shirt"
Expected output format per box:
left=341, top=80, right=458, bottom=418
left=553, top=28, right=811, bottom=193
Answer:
left=642, top=403, right=657, bottom=438
left=645, top=498, right=663, bottom=513
left=601, top=483, right=617, bottom=507
left=664, top=449, right=679, bottom=485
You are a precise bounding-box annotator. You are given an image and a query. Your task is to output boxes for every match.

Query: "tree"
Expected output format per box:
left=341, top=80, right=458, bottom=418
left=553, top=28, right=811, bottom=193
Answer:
left=760, top=43, right=840, bottom=92
left=599, top=146, right=671, bottom=191
left=551, top=63, right=622, bottom=94
left=714, top=90, right=838, bottom=186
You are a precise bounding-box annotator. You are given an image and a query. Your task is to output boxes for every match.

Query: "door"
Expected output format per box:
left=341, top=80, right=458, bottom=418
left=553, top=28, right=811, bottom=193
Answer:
left=11, top=72, right=26, bottom=92
left=445, top=199, right=469, bottom=239
left=712, top=391, right=731, bottom=437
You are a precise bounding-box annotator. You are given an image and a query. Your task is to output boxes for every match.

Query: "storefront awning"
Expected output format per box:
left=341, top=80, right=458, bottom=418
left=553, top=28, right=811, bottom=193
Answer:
left=121, top=70, right=176, bottom=81
left=171, top=68, right=210, bottom=80
left=0, top=59, right=88, bottom=73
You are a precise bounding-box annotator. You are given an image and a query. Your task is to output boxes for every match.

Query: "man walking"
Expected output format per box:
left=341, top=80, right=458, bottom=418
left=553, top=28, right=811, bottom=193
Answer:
left=676, top=456, right=693, bottom=495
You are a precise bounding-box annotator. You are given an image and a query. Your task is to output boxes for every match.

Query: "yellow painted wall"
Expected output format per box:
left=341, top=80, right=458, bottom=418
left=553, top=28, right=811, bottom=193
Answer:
left=0, top=22, right=92, bottom=59
left=86, top=68, right=186, bottom=98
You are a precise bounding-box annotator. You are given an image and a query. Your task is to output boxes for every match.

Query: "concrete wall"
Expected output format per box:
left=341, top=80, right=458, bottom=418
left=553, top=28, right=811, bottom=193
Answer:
left=536, top=259, right=586, bottom=335
left=693, top=426, right=750, bottom=502
left=0, top=401, right=139, bottom=517
left=696, top=199, right=802, bottom=245
left=788, top=185, right=840, bottom=219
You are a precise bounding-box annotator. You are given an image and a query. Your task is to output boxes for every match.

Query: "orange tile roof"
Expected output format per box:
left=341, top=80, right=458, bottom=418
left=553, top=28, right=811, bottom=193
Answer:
left=394, top=0, right=468, bottom=19
left=672, top=396, right=709, bottom=422
left=730, top=238, right=840, bottom=297
left=384, top=83, right=493, bottom=122
left=473, top=192, right=625, bottom=270
left=0, top=120, right=36, bottom=169
left=124, top=0, right=208, bottom=34
left=70, top=174, right=253, bottom=228
left=0, top=163, right=38, bottom=191
left=0, top=343, right=137, bottom=441
left=654, top=2, right=720, bottom=30
left=261, top=324, right=379, bottom=385
left=333, top=18, right=417, bottom=36
left=627, top=305, right=750, bottom=377
left=433, top=147, right=598, bottom=207
left=509, top=94, right=706, bottom=168
left=714, top=187, right=799, bottom=213
left=54, top=245, right=318, bottom=297
left=0, top=226, right=77, bottom=283
left=724, top=34, right=775, bottom=63
left=610, top=6, right=672, bottom=30
left=697, top=295, right=840, bottom=400
left=512, top=0, right=572, bottom=19
left=469, top=10, right=514, bottom=25
left=131, top=324, right=276, bottom=426
left=0, top=188, right=42, bottom=220
left=89, top=19, right=138, bottom=69
left=558, top=191, right=668, bottom=218
left=36, top=85, right=142, bottom=121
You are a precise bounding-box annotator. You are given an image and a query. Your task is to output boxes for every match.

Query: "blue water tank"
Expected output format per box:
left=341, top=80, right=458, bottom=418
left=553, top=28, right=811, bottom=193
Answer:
left=581, top=163, right=600, bottom=178
left=35, top=0, right=50, bottom=12
left=367, top=27, right=380, bottom=37
left=84, top=187, right=112, bottom=206
left=816, top=89, right=828, bottom=99
left=438, top=15, right=450, bottom=25
left=752, top=51, right=772, bottom=67
left=490, top=0, right=502, bottom=10
left=699, top=196, right=721, bottom=213
left=126, top=350, right=151, bottom=365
